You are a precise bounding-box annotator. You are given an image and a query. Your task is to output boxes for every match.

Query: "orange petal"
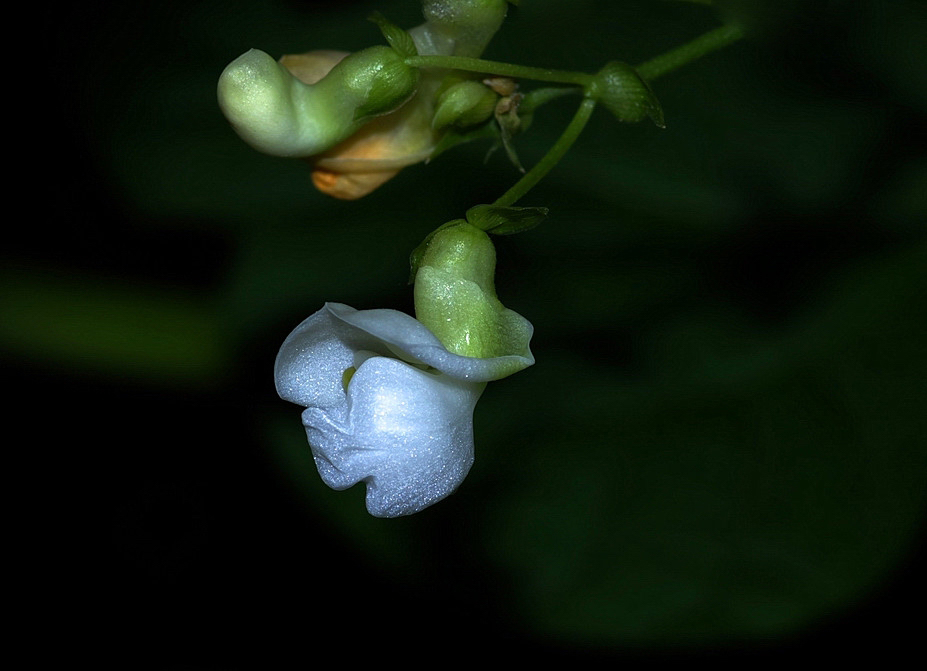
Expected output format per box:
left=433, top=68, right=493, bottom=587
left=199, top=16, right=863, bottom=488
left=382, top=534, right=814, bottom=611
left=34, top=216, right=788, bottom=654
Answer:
left=311, top=167, right=401, bottom=200
left=281, top=50, right=437, bottom=199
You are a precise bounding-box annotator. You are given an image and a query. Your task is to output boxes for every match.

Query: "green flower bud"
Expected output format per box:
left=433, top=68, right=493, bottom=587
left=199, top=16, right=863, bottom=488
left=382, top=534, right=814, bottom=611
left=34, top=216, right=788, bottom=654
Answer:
left=414, top=221, right=533, bottom=367
left=412, top=0, right=509, bottom=57
left=591, top=61, right=665, bottom=128
left=217, top=45, right=418, bottom=157
left=432, top=80, right=498, bottom=129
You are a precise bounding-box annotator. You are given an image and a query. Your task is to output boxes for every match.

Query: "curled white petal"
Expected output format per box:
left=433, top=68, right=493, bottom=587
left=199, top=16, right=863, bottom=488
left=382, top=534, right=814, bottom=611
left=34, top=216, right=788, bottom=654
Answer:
left=274, top=303, right=532, bottom=517
left=301, top=356, right=480, bottom=517
left=327, top=302, right=534, bottom=381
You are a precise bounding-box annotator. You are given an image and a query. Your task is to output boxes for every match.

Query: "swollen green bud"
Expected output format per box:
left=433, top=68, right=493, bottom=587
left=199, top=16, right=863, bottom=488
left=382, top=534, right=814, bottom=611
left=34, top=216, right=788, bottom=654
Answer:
left=217, top=45, right=418, bottom=157
left=591, top=61, right=665, bottom=128
left=432, top=80, right=498, bottom=129
left=414, top=221, right=532, bottom=364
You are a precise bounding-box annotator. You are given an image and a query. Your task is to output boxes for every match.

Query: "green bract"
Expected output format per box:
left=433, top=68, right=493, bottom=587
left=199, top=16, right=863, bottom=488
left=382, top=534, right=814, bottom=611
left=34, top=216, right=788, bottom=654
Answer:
left=413, top=222, right=533, bottom=373
left=217, top=45, right=418, bottom=157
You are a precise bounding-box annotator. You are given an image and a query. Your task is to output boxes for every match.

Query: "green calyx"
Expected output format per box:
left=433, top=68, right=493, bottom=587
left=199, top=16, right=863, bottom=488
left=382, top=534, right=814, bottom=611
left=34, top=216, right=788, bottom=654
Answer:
left=413, top=221, right=532, bottom=361
left=589, top=61, right=665, bottom=127
left=338, top=45, right=420, bottom=121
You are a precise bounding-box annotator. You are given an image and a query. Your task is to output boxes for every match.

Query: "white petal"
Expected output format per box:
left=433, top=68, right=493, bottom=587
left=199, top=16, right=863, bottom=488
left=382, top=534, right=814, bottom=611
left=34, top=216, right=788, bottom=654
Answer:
left=274, top=306, right=381, bottom=414
left=304, top=356, right=482, bottom=517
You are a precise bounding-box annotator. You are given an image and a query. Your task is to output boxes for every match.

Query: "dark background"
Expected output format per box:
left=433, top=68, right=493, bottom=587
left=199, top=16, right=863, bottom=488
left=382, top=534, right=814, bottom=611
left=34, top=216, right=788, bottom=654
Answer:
left=13, top=0, right=925, bottom=666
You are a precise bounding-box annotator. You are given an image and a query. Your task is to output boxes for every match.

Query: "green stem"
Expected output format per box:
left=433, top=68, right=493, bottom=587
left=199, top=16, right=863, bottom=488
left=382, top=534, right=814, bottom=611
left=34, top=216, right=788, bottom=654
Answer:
left=519, top=86, right=583, bottom=115
left=635, top=24, right=745, bottom=81
left=407, top=24, right=744, bottom=88
left=493, top=97, right=597, bottom=208
left=405, top=54, right=592, bottom=87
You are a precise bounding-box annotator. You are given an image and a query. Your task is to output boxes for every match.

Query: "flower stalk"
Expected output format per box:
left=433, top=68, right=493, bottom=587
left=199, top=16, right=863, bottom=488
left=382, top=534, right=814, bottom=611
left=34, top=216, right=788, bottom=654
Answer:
left=403, top=54, right=593, bottom=87
left=635, top=23, right=745, bottom=81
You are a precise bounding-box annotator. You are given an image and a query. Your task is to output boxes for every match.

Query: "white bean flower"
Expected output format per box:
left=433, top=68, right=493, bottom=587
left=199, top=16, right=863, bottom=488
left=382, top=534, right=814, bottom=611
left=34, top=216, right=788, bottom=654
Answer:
left=274, top=302, right=533, bottom=518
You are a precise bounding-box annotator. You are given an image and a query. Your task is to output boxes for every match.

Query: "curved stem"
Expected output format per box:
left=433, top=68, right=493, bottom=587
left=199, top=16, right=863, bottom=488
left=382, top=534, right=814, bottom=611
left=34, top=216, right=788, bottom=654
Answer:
left=405, top=54, right=592, bottom=87
left=635, top=24, right=745, bottom=81
left=493, top=97, right=597, bottom=208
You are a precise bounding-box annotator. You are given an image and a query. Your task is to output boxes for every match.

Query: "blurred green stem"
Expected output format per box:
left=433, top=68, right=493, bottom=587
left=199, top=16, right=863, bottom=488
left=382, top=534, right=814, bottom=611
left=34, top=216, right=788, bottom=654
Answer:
left=635, top=24, right=745, bottom=81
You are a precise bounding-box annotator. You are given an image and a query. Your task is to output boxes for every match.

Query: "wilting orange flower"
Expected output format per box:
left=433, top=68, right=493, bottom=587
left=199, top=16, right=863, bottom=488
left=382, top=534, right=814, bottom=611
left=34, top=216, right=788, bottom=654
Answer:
left=280, top=51, right=440, bottom=200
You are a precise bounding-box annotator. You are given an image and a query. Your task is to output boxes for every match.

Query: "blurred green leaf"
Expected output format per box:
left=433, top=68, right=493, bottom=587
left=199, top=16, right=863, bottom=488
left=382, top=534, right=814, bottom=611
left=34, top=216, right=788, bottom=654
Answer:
left=0, top=266, right=228, bottom=387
